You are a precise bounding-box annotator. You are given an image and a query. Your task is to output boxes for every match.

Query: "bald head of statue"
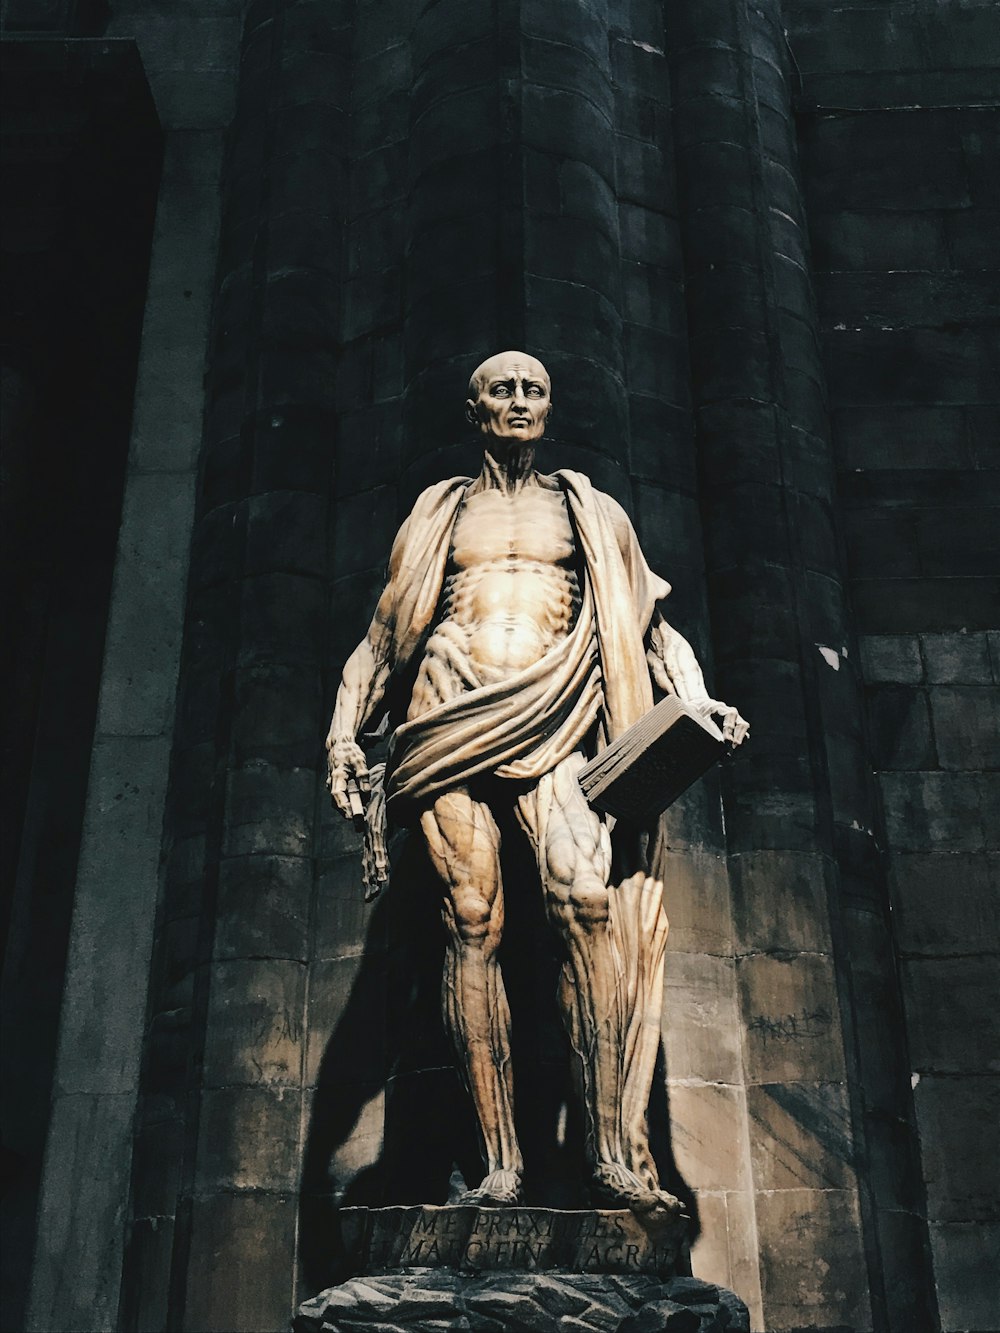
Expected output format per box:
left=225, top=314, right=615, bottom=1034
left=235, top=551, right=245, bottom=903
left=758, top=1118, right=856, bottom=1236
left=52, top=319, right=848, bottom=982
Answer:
left=466, top=350, right=552, bottom=444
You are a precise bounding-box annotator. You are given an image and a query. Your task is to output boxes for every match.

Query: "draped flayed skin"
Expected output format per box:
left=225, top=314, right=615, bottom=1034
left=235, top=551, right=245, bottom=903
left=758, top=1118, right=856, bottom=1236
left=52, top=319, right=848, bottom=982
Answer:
left=386, top=580, right=602, bottom=813
left=383, top=469, right=671, bottom=816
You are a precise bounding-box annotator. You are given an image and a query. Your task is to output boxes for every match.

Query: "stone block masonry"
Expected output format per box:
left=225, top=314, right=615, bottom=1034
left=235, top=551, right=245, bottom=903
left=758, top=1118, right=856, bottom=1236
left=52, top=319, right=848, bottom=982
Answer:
left=792, top=2, right=1000, bottom=1327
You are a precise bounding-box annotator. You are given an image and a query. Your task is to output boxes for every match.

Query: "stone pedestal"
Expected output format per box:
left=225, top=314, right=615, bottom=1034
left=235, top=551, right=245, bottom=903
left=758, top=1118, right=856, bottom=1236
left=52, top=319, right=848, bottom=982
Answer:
left=296, top=1271, right=748, bottom=1333
left=295, top=1206, right=750, bottom=1332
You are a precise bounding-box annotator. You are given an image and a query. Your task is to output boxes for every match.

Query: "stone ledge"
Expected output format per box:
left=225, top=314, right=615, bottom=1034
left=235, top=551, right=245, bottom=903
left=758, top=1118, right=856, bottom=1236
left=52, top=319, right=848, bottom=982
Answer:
left=340, top=1205, right=689, bottom=1278
left=295, top=1271, right=749, bottom=1333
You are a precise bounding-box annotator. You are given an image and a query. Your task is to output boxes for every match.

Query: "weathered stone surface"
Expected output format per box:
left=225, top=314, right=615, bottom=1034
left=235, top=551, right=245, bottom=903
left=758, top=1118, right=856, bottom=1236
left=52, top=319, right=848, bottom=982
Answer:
left=880, top=770, right=989, bottom=853
left=339, top=1206, right=687, bottom=1279
left=931, top=684, right=1000, bottom=771
left=902, top=957, right=1000, bottom=1076
left=922, top=631, right=994, bottom=685
left=688, top=1192, right=761, bottom=1317
left=912, top=1074, right=1000, bottom=1222
left=728, top=850, right=835, bottom=954
left=185, top=1191, right=298, bottom=1333
left=669, top=1084, right=751, bottom=1196
left=746, top=1081, right=855, bottom=1192
left=737, top=952, right=846, bottom=1085
left=754, top=1187, right=872, bottom=1333
left=662, top=952, right=742, bottom=1085
left=888, top=850, right=1000, bottom=957
left=930, top=1219, right=1000, bottom=1333
left=296, top=1271, right=747, bottom=1333
left=866, top=684, right=935, bottom=771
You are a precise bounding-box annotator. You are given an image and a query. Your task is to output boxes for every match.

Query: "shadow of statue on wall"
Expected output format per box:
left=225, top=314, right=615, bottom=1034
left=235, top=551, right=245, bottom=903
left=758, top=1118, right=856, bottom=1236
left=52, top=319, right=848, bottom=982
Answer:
left=297, top=812, right=697, bottom=1296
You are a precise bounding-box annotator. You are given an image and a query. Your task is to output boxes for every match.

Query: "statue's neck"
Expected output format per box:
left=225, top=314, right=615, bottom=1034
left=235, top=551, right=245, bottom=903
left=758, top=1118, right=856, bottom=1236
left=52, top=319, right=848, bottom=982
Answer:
left=480, top=444, right=537, bottom=494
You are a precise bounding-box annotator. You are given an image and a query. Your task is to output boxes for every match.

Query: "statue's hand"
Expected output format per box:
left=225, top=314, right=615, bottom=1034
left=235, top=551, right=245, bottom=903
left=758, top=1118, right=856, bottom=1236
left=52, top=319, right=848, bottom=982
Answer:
left=697, top=698, right=750, bottom=746
left=325, top=734, right=370, bottom=819
left=361, top=764, right=390, bottom=898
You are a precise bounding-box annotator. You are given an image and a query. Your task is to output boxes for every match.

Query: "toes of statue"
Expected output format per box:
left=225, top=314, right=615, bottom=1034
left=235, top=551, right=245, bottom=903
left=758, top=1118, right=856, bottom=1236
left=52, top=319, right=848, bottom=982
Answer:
left=630, top=1188, right=686, bottom=1221
left=458, top=1169, right=523, bottom=1206
left=590, top=1163, right=685, bottom=1219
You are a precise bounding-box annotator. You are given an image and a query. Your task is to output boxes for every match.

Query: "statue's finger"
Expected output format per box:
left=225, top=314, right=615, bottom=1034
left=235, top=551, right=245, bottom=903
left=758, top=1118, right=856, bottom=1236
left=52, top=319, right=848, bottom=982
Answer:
left=331, top=775, right=350, bottom=817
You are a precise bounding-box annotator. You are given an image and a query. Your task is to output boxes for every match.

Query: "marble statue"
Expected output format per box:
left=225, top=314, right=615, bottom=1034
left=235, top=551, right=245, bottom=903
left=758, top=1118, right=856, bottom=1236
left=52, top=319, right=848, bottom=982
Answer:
left=326, top=351, right=748, bottom=1213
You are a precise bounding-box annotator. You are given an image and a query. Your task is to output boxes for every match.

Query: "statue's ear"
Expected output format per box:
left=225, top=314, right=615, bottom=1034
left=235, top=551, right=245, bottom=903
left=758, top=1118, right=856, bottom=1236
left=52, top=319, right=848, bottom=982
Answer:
left=465, top=398, right=479, bottom=426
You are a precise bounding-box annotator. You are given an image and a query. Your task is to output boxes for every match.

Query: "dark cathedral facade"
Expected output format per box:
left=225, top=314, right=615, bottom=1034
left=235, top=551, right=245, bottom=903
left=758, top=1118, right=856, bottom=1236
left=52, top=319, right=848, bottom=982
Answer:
left=1, top=1, right=997, bottom=1330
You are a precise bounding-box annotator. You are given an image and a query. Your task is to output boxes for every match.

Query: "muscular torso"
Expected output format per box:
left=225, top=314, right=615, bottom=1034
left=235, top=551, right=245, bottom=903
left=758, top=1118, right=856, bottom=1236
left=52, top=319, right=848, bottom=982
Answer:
left=408, top=482, right=581, bottom=719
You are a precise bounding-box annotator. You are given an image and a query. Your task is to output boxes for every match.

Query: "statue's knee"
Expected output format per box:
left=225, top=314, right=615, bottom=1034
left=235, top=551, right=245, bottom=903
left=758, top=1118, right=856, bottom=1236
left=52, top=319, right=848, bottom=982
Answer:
left=447, top=889, right=499, bottom=951
left=548, top=876, right=610, bottom=931
left=572, top=881, right=611, bottom=927
left=546, top=822, right=608, bottom=893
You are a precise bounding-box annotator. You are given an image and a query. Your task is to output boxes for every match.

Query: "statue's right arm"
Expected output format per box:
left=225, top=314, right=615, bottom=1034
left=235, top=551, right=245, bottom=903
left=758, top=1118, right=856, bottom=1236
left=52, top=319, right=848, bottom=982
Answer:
left=325, top=515, right=410, bottom=819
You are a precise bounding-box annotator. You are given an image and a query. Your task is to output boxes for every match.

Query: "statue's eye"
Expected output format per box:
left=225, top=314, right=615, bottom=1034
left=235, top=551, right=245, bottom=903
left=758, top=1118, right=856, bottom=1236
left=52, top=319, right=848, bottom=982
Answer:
left=492, top=385, right=510, bottom=396
left=527, top=385, right=543, bottom=396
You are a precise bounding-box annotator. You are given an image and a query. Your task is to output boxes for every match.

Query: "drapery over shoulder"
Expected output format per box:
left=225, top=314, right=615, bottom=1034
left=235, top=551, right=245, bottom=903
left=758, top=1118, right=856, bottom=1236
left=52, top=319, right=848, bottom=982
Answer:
left=385, top=477, right=470, bottom=672
left=558, top=470, right=670, bottom=741
left=378, top=469, right=671, bottom=816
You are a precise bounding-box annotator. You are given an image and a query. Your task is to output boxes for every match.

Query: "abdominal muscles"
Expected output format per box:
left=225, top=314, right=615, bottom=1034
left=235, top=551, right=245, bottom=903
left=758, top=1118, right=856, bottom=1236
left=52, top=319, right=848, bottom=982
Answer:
left=407, top=560, right=580, bottom=718
left=465, top=562, right=573, bottom=674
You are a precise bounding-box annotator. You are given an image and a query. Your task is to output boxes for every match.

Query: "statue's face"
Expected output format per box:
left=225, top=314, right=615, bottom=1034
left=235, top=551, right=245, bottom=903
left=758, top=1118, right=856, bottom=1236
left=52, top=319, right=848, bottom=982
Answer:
left=467, top=351, right=551, bottom=444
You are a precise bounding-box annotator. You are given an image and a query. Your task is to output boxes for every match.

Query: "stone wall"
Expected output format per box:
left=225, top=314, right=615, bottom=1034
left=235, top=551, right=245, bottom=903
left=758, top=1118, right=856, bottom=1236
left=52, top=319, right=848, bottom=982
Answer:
left=788, top=1, right=1000, bottom=1327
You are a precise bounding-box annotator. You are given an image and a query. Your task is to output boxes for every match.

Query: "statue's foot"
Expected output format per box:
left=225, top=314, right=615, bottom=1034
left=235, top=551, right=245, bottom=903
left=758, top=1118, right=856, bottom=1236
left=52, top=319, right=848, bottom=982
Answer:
left=457, top=1168, right=523, bottom=1206
left=590, top=1161, right=684, bottom=1220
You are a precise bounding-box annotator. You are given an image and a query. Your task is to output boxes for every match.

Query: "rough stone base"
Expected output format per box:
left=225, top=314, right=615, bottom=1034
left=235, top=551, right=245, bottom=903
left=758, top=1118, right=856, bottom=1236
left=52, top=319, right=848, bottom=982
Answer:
left=295, top=1272, right=750, bottom=1332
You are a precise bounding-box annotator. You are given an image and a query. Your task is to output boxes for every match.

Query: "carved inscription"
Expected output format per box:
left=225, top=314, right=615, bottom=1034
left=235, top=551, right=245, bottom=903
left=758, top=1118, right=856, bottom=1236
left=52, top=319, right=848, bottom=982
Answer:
left=341, top=1205, right=686, bottom=1278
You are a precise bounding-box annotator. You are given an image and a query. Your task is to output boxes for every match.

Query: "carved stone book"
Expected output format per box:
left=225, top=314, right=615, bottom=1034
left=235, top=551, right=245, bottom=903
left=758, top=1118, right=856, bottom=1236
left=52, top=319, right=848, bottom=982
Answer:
left=578, top=695, right=726, bottom=823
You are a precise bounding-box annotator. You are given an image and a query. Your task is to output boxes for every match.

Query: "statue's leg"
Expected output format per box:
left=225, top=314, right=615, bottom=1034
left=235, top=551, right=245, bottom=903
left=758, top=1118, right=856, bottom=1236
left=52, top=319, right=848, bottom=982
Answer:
left=515, top=759, right=623, bottom=1173
left=612, top=865, right=669, bottom=1189
left=420, top=787, right=523, bottom=1204
left=517, top=755, right=680, bottom=1216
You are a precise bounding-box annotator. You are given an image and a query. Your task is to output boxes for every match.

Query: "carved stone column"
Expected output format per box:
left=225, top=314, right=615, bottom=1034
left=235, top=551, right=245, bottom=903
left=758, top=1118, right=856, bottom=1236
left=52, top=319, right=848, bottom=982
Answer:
left=121, top=3, right=353, bottom=1328
left=665, top=1, right=934, bottom=1329
left=400, top=0, right=630, bottom=502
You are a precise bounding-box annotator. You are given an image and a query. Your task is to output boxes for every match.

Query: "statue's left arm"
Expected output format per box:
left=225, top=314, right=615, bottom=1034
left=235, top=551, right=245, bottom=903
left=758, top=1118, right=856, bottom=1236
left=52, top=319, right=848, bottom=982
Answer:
left=646, top=612, right=749, bottom=745
left=597, top=489, right=749, bottom=747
